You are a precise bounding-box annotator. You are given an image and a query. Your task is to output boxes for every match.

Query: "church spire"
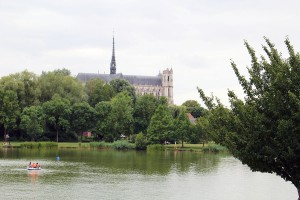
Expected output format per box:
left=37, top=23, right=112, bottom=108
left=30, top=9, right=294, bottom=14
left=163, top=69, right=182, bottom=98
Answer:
left=110, top=35, right=116, bottom=74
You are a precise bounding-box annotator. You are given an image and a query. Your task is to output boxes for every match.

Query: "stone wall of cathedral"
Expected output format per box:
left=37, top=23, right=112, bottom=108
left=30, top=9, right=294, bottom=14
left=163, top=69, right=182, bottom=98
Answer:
left=133, top=68, right=174, bottom=105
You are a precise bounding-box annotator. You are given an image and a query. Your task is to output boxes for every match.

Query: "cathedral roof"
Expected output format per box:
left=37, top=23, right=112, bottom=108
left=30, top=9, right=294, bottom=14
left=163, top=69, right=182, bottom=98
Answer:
left=76, top=73, right=162, bottom=86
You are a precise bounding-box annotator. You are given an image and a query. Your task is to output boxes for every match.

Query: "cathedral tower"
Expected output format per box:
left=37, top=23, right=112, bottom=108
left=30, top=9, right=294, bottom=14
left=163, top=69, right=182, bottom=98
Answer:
left=162, top=68, right=174, bottom=104
left=110, top=36, right=116, bottom=74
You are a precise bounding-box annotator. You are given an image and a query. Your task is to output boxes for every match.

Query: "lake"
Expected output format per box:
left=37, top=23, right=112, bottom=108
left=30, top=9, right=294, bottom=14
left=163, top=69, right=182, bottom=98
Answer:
left=0, top=148, right=297, bottom=200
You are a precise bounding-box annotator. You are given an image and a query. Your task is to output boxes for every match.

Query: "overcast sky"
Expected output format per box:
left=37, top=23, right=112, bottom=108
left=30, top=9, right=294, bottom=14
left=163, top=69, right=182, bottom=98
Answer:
left=0, top=0, right=299, bottom=106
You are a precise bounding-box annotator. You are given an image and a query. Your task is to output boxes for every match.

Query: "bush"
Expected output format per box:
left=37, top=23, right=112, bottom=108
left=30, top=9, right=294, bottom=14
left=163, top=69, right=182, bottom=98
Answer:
left=20, top=142, right=58, bottom=149
left=90, top=141, right=111, bottom=149
left=135, top=133, right=147, bottom=150
left=202, top=143, right=227, bottom=153
left=147, top=144, right=165, bottom=151
left=111, top=140, right=135, bottom=150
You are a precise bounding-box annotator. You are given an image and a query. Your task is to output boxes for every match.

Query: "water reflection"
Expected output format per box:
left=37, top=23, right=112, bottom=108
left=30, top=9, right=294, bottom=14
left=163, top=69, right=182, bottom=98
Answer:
left=0, top=148, right=296, bottom=200
left=28, top=169, right=41, bottom=183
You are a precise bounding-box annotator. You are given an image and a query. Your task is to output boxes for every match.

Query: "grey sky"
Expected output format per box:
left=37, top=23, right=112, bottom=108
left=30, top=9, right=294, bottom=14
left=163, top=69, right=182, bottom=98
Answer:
left=0, top=0, right=299, bottom=106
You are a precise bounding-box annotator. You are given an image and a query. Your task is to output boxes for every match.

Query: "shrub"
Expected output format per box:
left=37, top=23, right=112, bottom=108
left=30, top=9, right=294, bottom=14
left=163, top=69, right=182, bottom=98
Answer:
left=111, top=140, right=135, bottom=150
left=147, top=144, right=165, bottom=151
left=90, top=141, right=111, bottom=149
left=20, top=142, right=58, bottom=149
left=135, top=133, right=147, bottom=150
left=202, top=143, right=227, bottom=153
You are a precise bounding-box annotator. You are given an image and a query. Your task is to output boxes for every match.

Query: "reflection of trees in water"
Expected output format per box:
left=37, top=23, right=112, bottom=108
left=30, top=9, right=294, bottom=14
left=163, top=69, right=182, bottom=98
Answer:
left=0, top=148, right=229, bottom=176
left=168, top=151, right=228, bottom=174
left=68, top=150, right=228, bottom=176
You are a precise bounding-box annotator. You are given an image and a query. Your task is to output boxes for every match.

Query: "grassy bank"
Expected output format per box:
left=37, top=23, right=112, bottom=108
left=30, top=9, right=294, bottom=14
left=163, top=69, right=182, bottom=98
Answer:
left=4, top=141, right=227, bottom=153
left=164, top=143, right=227, bottom=153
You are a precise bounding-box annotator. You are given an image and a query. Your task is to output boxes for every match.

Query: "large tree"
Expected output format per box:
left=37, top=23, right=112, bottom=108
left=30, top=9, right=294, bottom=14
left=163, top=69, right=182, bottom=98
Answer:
left=174, top=108, right=190, bottom=147
left=182, top=100, right=207, bottom=118
left=147, top=104, right=174, bottom=144
left=94, top=101, right=112, bottom=141
left=38, top=69, right=85, bottom=104
left=0, top=70, right=40, bottom=110
left=20, top=105, right=45, bottom=141
left=198, top=38, right=300, bottom=199
left=43, top=96, right=71, bottom=142
left=0, top=90, right=20, bottom=141
left=110, top=79, right=136, bottom=102
left=85, top=78, right=115, bottom=106
left=133, top=94, right=159, bottom=134
left=108, top=92, right=134, bottom=140
left=70, top=102, right=96, bottom=142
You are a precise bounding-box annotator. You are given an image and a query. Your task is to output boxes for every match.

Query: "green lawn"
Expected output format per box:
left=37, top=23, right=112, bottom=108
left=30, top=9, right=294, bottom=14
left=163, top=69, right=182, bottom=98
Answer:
left=3, top=141, right=227, bottom=153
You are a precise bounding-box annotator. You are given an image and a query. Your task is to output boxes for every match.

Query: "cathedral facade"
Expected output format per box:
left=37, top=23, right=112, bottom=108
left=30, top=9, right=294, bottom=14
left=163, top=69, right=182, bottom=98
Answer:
left=77, top=37, right=174, bottom=104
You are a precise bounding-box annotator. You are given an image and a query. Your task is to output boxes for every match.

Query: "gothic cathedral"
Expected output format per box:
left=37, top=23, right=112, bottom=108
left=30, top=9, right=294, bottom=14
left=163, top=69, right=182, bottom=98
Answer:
left=77, top=37, right=174, bottom=104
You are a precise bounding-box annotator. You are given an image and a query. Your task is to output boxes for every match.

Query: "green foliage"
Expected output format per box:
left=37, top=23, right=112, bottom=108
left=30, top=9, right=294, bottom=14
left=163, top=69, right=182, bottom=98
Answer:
left=173, top=108, right=190, bottom=147
left=147, top=144, right=165, bottom=151
left=135, top=133, right=147, bottom=150
left=38, top=69, right=85, bottom=104
left=90, top=141, right=111, bottom=149
left=202, top=143, right=227, bottom=153
left=70, top=102, right=96, bottom=142
left=109, top=92, right=134, bottom=139
left=111, top=140, right=135, bottom=150
left=0, top=89, right=20, bottom=136
left=85, top=78, right=115, bottom=106
left=20, top=142, right=58, bottom=148
left=133, top=94, right=159, bottom=134
left=182, top=100, right=208, bottom=118
left=110, top=79, right=136, bottom=102
left=147, top=104, right=174, bottom=144
left=20, top=105, right=45, bottom=141
left=43, top=96, right=71, bottom=142
left=198, top=38, right=300, bottom=195
left=94, top=101, right=112, bottom=141
left=0, top=70, right=40, bottom=110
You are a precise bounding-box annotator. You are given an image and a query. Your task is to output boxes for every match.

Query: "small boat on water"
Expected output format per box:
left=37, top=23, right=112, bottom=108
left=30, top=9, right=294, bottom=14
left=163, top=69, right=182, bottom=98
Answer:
left=27, top=167, right=41, bottom=170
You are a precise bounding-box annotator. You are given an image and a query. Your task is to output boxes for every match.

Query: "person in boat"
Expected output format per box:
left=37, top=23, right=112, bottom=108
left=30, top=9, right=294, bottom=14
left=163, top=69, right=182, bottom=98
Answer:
left=36, top=163, right=40, bottom=168
left=31, top=162, right=36, bottom=168
left=29, top=162, right=31, bottom=168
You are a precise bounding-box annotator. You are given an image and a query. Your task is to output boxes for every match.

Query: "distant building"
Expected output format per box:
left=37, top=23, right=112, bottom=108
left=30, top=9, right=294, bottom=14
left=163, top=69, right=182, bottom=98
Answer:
left=76, top=37, right=174, bottom=104
left=187, top=113, right=196, bottom=124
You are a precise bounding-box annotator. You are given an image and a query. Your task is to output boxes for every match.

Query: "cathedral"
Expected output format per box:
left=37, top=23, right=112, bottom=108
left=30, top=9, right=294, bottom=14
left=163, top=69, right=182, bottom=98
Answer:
left=77, top=37, right=174, bottom=104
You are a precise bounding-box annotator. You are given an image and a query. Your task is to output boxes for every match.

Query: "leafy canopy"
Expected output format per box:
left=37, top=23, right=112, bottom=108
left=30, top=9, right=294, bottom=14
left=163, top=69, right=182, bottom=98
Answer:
left=198, top=38, right=300, bottom=195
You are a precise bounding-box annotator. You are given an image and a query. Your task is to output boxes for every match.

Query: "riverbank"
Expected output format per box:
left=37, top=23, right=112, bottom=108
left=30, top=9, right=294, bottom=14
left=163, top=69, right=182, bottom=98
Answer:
left=2, top=141, right=227, bottom=153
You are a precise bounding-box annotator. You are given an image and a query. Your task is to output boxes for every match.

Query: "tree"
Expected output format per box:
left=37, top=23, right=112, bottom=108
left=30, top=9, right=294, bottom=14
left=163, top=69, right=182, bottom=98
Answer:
left=198, top=38, right=300, bottom=199
left=94, top=101, right=112, bottom=141
left=108, top=92, right=134, bottom=141
left=174, top=108, right=190, bottom=147
left=20, top=106, right=45, bottom=141
left=182, top=100, right=207, bottom=118
left=43, top=96, right=71, bottom=142
left=110, top=79, right=136, bottom=102
left=38, top=69, right=85, bottom=104
left=70, top=102, right=96, bottom=142
left=135, top=132, right=147, bottom=150
left=133, top=94, right=159, bottom=134
left=85, top=78, right=115, bottom=106
left=0, top=90, right=20, bottom=141
left=0, top=70, right=40, bottom=110
left=147, top=104, right=174, bottom=144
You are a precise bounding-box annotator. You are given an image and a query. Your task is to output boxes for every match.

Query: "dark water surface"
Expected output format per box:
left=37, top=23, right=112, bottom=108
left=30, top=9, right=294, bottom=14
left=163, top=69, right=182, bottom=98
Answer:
left=0, top=148, right=296, bottom=200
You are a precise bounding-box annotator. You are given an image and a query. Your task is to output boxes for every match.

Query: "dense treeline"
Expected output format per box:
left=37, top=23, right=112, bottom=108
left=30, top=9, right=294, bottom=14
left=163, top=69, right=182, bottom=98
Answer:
left=0, top=68, right=207, bottom=145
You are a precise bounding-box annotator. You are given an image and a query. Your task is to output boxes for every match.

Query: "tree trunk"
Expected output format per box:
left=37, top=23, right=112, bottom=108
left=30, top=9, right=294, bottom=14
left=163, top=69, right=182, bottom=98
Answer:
left=3, top=129, right=6, bottom=142
left=56, top=129, right=58, bottom=143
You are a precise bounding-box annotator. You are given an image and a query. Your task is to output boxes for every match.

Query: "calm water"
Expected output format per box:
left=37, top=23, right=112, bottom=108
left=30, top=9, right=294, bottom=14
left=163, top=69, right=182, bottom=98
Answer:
left=0, top=148, right=297, bottom=200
